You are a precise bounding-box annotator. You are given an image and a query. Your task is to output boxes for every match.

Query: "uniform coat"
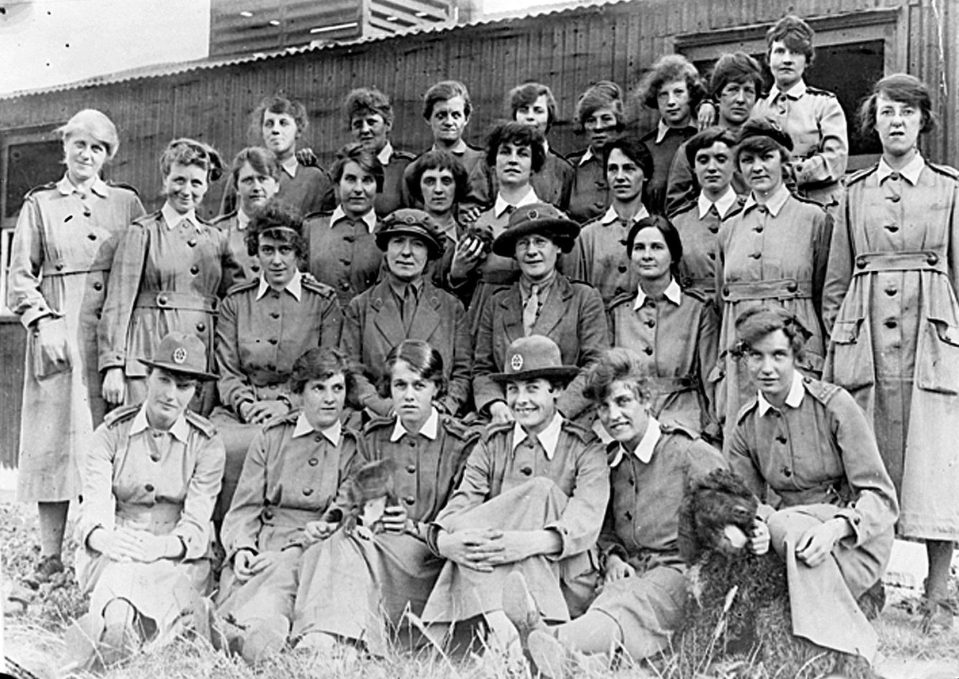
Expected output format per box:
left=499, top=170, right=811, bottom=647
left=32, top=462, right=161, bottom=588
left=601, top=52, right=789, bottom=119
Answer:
left=211, top=211, right=261, bottom=281
left=403, top=143, right=492, bottom=212
left=472, top=274, right=609, bottom=420
left=670, top=195, right=743, bottom=296
left=531, top=149, right=575, bottom=210
left=341, top=277, right=472, bottom=416
left=220, top=162, right=336, bottom=217
left=304, top=211, right=383, bottom=308
left=822, top=159, right=959, bottom=540
left=375, top=146, right=415, bottom=218
left=665, top=139, right=749, bottom=217
left=725, top=377, right=898, bottom=660
left=566, top=149, right=609, bottom=224
left=641, top=124, right=698, bottom=215
left=7, top=176, right=144, bottom=501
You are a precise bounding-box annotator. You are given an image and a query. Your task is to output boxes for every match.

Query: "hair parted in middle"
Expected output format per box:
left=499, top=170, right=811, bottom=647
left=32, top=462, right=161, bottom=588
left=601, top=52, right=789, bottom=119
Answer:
left=625, top=214, right=684, bottom=280
left=404, top=149, right=470, bottom=206
left=602, top=134, right=654, bottom=180
left=330, top=142, right=385, bottom=192
left=484, top=121, right=546, bottom=173
left=379, top=339, right=447, bottom=399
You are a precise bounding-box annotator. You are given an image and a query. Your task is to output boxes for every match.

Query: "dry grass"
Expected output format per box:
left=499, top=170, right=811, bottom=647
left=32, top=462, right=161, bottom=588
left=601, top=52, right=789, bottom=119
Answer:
left=3, top=501, right=958, bottom=679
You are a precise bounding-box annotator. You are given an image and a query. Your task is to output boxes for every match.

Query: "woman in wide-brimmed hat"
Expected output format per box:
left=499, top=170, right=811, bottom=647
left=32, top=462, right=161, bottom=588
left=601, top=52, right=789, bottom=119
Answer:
left=472, top=202, right=609, bottom=425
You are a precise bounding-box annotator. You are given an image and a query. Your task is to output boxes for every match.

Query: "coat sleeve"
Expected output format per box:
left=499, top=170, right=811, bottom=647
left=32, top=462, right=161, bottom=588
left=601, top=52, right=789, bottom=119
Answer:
left=215, top=294, right=253, bottom=413
left=432, top=437, right=495, bottom=529
left=319, top=293, right=343, bottom=350
left=339, top=297, right=380, bottom=411
left=724, top=418, right=775, bottom=520
left=440, top=299, right=473, bottom=416
left=795, top=96, right=848, bottom=187
left=811, top=208, right=834, bottom=328
left=558, top=285, right=610, bottom=419
left=98, top=222, right=149, bottom=371
left=6, top=195, right=55, bottom=328
left=821, top=190, right=855, bottom=335
left=78, top=425, right=122, bottom=547
left=696, top=300, right=721, bottom=434
left=472, top=294, right=505, bottom=414
left=220, top=428, right=270, bottom=560
left=544, top=438, right=610, bottom=559
left=172, top=431, right=226, bottom=560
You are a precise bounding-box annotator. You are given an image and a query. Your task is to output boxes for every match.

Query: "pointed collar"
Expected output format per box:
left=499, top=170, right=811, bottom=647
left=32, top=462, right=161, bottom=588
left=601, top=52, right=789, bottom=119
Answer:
left=601, top=203, right=649, bottom=226
left=743, top=183, right=790, bottom=218
left=757, top=371, right=805, bottom=417
left=578, top=147, right=596, bottom=167
left=494, top=187, right=539, bottom=218
left=256, top=269, right=303, bottom=301
left=877, top=153, right=925, bottom=186
left=768, top=80, right=807, bottom=102
left=292, top=412, right=343, bottom=446
left=377, top=142, right=394, bottom=165
left=280, top=155, right=299, bottom=179
left=331, top=205, right=377, bottom=234
left=130, top=406, right=190, bottom=443
left=634, top=278, right=682, bottom=310
left=511, top=412, right=563, bottom=460
left=697, top=186, right=738, bottom=219
left=390, top=407, right=440, bottom=442
left=57, top=175, right=109, bottom=198
left=609, top=416, right=661, bottom=467
left=654, top=119, right=671, bottom=145
left=161, top=202, right=198, bottom=230
left=237, top=208, right=252, bottom=229
left=432, top=139, right=468, bottom=155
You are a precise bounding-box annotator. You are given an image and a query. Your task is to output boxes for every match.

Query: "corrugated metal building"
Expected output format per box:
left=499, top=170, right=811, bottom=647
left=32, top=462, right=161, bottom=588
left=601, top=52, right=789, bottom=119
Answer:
left=1, top=0, right=957, bottom=465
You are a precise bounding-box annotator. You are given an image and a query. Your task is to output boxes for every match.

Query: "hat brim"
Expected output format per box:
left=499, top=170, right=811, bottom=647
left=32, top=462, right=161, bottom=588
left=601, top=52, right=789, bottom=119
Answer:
left=489, top=366, right=580, bottom=384
left=138, top=358, right=218, bottom=381
left=374, top=227, right=445, bottom=259
left=492, top=218, right=580, bottom=258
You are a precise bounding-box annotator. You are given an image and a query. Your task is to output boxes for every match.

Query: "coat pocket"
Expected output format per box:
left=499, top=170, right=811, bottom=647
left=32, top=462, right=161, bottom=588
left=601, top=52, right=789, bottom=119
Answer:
left=916, top=320, right=959, bottom=394
left=31, top=317, right=73, bottom=379
left=828, top=319, right=875, bottom=391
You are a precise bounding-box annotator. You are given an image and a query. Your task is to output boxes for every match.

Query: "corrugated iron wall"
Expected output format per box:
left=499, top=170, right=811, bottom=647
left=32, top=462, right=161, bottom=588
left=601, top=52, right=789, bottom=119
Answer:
left=4, top=0, right=955, bottom=214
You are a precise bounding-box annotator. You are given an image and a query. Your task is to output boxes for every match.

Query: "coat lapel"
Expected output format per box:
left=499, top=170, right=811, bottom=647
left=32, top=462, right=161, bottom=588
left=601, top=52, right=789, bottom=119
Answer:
left=499, top=285, right=525, bottom=341
left=409, top=282, right=442, bottom=341
left=533, top=275, right=573, bottom=337
left=369, top=281, right=406, bottom=345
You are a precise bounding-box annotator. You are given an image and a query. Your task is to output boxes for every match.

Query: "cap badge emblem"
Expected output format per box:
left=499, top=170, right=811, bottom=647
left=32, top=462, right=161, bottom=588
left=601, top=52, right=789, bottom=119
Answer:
left=510, top=354, right=524, bottom=371
left=172, top=347, right=188, bottom=364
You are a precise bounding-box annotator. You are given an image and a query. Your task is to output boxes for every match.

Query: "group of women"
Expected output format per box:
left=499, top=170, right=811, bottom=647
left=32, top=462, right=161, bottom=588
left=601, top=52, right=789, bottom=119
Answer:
left=7, top=10, right=958, bottom=674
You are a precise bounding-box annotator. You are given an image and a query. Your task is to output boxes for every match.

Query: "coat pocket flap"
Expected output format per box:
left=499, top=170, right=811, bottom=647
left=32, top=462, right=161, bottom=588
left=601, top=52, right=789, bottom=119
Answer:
left=830, top=319, right=862, bottom=345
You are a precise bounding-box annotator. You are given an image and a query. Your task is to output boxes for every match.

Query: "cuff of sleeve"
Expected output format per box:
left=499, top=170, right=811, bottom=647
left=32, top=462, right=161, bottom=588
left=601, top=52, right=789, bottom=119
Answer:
left=425, top=523, right=444, bottom=557
left=542, top=524, right=569, bottom=561
left=21, top=307, right=54, bottom=329
left=757, top=503, right=776, bottom=522
left=833, top=508, right=863, bottom=546
left=83, top=523, right=105, bottom=551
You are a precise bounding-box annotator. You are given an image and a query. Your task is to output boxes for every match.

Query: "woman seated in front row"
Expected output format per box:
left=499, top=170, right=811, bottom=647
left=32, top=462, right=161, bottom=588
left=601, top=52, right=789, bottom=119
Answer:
left=211, top=200, right=341, bottom=516
left=215, top=348, right=365, bottom=663
left=71, top=332, right=224, bottom=670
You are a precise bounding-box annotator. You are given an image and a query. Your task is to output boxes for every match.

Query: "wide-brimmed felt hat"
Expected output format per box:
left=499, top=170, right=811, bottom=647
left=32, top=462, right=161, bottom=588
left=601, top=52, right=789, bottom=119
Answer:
left=139, top=331, right=217, bottom=381
left=489, top=335, right=580, bottom=384
left=491, top=202, right=580, bottom=258
left=374, top=208, right=446, bottom=259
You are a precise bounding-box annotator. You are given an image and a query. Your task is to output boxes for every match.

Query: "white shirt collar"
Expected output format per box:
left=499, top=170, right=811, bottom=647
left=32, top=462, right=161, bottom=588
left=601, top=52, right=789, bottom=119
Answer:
left=654, top=119, right=671, bottom=145
left=601, top=203, right=650, bottom=226
left=280, top=155, right=298, bottom=178
left=390, top=407, right=440, bottom=442
left=432, top=139, right=467, bottom=155
left=609, top=416, right=661, bottom=467
left=57, top=175, right=109, bottom=198
left=511, top=412, right=563, bottom=460
left=256, top=269, right=303, bottom=301
left=757, top=371, right=806, bottom=417
left=697, top=186, right=738, bottom=219
left=769, top=80, right=807, bottom=102
left=292, top=412, right=342, bottom=446
left=744, top=183, right=790, bottom=218
left=130, top=406, right=190, bottom=443
left=331, top=205, right=377, bottom=233
left=578, top=147, right=595, bottom=167
left=542, top=139, right=550, bottom=155
left=877, top=153, right=925, bottom=186
left=377, top=142, right=394, bottom=165
left=493, top=187, right=539, bottom=218
left=161, top=202, right=197, bottom=230
left=633, top=278, right=682, bottom=309
left=237, top=208, right=252, bottom=229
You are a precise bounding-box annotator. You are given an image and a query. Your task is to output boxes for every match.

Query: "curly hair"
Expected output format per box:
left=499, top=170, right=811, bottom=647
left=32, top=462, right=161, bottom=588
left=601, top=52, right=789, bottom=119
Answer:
left=574, top=80, right=625, bottom=130
left=858, top=73, right=936, bottom=139
left=484, top=121, right=546, bottom=173
left=422, top=80, right=472, bottom=120
left=709, top=51, right=765, bottom=100
left=159, top=138, right=224, bottom=182
left=583, top=347, right=655, bottom=404
left=244, top=199, right=307, bottom=260
left=636, top=54, right=706, bottom=112
left=404, top=150, right=470, bottom=206
left=731, top=306, right=810, bottom=361
left=251, top=95, right=309, bottom=141
left=344, top=87, right=394, bottom=127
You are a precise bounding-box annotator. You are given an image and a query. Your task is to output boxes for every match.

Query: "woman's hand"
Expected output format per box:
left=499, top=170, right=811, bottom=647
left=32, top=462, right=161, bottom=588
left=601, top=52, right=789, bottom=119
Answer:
left=603, top=554, right=635, bottom=585
left=488, top=401, right=514, bottom=425
left=696, top=101, right=718, bottom=130
left=91, top=527, right=173, bottom=563
left=381, top=506, right=408, bottom=534
left=34, top=316, right=72, bottom=376
left=436, top=528, right=501, bottom=572
left=449, top=236, right=486, bottom=281
left=102, top=367, right=126, bottom=405
left=234, top=549, right=280, bottom=582
left=304, top=520, right=339, bottom=542
left=749, top=517, right=770, bottom=555
left=241, top=399, right=289, bottom=425
left=795, top=518, right=850, bottom=568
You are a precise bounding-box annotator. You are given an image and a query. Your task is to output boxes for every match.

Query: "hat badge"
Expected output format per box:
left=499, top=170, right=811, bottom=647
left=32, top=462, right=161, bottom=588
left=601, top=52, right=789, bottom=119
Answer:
left=510, top=353, right=524, bottom=371
left=172, top=347, right=188, bottom=364
left=527, top=209, right=538, bottom=219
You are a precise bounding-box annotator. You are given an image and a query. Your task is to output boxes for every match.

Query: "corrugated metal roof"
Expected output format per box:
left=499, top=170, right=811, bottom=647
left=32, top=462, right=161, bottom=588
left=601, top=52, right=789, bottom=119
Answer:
left=1, top=0, right=631, bottom=101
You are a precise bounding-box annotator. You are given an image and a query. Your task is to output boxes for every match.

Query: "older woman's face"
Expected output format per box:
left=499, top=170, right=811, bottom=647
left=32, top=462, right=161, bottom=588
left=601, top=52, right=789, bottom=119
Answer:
left=64, top=132, right=108, bottom=185
left=495, top=141, right=533, bottom=188
left=630, top=226, right=672, bottom=283
left=744, top=329, right=795, bottom=406
left=386, top=234, right=429, bottom=282
left=144, top=368, right=196, bottom=430
left=300, top=373, right=346, bottom=431
left=515, top=234, right=560, bottom=282
left=876, top=94, right=922, bottom=159
left=236, top=161, right=279, bottom=214
left=163, top=162, right=209, bottom=215
left=583, top=105, right=619, bottom=151
left=258, top=234, right=298, bottom=288
left=261, top=111, right=299, bottom=158
left=390, top=359, right=438, bottom=432
left=337, top=160, right=377, bottom=218
left=420, top=167, right=456, bottom=216
left=739, top=147, right=785, bottom=197
left=351, top=112, right=391, bottom=153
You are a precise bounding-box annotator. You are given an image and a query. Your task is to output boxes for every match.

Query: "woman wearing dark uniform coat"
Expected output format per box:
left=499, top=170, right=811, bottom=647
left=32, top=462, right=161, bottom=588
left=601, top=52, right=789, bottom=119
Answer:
left=215, top=348, right=364, bottom=663
left=7, top=109, right=144, bottom=580
left=98, top=138, right=241, bottom=410
left=566, top=81, right=624, bottom=224
left=508, top=82, right=573, bottom=210
left=292, top=341, right=478, bottom=657
left=211, top=201, right=341, bottom=514
left=341, top=209, right=472, bottom=418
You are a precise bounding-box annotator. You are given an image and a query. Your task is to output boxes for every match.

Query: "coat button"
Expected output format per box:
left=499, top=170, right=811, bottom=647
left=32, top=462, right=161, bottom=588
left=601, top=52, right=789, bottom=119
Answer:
left=314, top=435, right=323, bottom=443
left=644, top=346, right=653, bottom=356
left=708, top=225, right=719, bottom=233
left=303, top=488, right=313, bottom=496
left=404, top=496, right=415, bottom=505
left=408, top=440, right=416, bottom=448
left=150, top=454, right=160, bottom=462
left=87, top=233, right=97, bottom=240
left=93, top=281, right=103, bottom=291
left=883, top=224, right=899, bottom=233
left=268, top=338, right=278, bottom=345
left=343, top=235, right=355, bottom=244
left=756, top=205, right=767, bottom=214
left=251, top=264, right=260, bottom=273
left=145, top=484, right=155, bottom=492
left=339, top=258, right=352, bottom=266
left=158, top=294, right=168, bottom=305
left=308, top=458, right=319, bottom=466
left=754, top=226, right=763, bottom=233
left=187, top=239, right=197, bottom=247
left=645, top=319, right=655, bottom=328
left=406, top=464, right=416, bottom=474
left=628, top=477, right=634, bottom=486
left=749, top=251, right=761, bottom=259
left=270, top=312, right=280, bottom=319
left=190, top=265, right=199, bottom=275
left=263, top=508, right=275, bottom=520
left=707, top=252, right=716, bottom=260
left=624, top=511, right=632, bottom=521
left=520, top=466, right=533, bottom=476
left=884, top=286, right=898, bottom=296
left=888, top=194, right=901, bottom=203
left=618, top=264, right=627, bottom=273
left=55, top=263, right=64, bottom=271
left=196, top=322, right=206, bottom=332
left=776, top=434, right=787, bottom=444
left=856, top=256, right=867, bottom=269
left=782, top=467, right=792, bottom=477
left=927, top=253, right=939, bottom=266
left=786, top=281, right=798, bottom=293
left=884, top=318, right=898, bottom=329
left=722, top=286, right=730, bottom=297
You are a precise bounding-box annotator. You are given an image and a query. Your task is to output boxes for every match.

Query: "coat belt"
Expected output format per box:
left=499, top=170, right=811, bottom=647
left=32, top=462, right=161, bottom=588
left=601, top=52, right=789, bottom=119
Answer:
left=681, top=275, right=715, bottom=291
left=721, top=278, right=812, bottom=302
left=134, top=290, right=218, bottom=313
left=41, top=262, right=111, bottom=277
left=852, top=250, right=947, bottom=275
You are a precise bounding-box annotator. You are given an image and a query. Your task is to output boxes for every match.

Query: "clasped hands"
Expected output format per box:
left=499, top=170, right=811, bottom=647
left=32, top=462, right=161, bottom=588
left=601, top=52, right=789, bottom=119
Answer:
left=748, top=515, right=850, bottom=568
left=303, top=506, right=410, bottom=544
left=89, top=524, right=179, bottom=563
left=436, top=528, right=536, bottom=572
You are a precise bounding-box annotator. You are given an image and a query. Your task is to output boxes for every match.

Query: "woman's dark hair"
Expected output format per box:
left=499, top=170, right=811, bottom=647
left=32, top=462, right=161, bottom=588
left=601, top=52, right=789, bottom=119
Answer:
left=731, top=306, right=810, bottom=361
left=766, top=15, right=815, bottom=67
left=508, top=82, right=558, bottom=133
left=684, top=127, right=739, bottom=168
left=404, top=150, right=470, bottom=205
left=709, top=51, right=765, bottom=100
left=583, top=347, right=654, bottom=403
left=231, top=146, right=280, bottom=185
left=626, top=215, right=684, bottom=280
left=736, top=118, right=793, bottom=166
left=379, top=339, right=447, bottom=399
left=251, top=95, right=309, bottom=140
left=344, top=87, right=394, bottom=127
left=636, top=54, right=706, bottom=112
left=574, top=80, right=625, bottom=130
left=484, top=121, right=546, bottom=173
left=160, top=138, right=224, bottom=182
left=245, top=199, right=307, bottom=260
left=330, top=142, right=385, bottom=192
left=858, top=73, right=936, bottom=139
left=422, top=80, right=472, bottom=120
left=602, top=134, right=654, bottom=180
left=290, top=347, right=357, bottom=396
